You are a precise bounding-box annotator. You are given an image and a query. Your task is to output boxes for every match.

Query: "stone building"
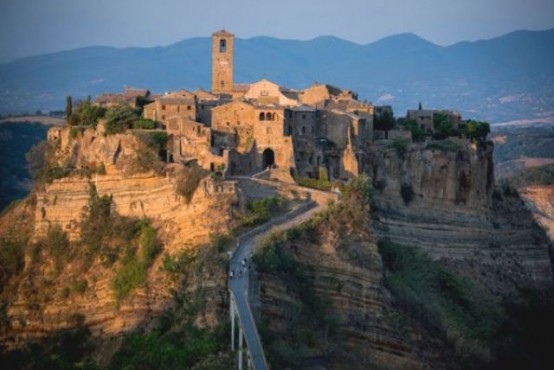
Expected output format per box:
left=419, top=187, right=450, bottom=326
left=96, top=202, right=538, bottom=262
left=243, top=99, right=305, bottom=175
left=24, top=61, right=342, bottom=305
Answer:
left=129, top=29, right=382, bottom=181
left=406, top=108, right=461, bottom=133
left=211, top=30, right=234, bottom=95
left=143, top=93, right=197, bottom=128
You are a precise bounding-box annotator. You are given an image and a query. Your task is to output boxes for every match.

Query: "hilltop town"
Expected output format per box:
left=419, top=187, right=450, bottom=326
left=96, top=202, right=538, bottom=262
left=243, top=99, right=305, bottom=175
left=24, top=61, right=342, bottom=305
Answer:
left=87, top=29, right=489, bottom=184
left=3, top=30, right=551, bottom=370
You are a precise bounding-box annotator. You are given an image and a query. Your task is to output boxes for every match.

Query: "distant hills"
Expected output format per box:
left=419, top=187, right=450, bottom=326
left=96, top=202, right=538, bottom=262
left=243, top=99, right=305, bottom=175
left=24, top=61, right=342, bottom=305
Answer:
left=1, top=29, right=553, bottom=123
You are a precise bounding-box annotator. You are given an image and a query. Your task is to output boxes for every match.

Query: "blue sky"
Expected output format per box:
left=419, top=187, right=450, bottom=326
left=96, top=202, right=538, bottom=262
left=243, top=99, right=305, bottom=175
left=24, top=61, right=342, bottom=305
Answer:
left=1, top=0, right=553, bottom=61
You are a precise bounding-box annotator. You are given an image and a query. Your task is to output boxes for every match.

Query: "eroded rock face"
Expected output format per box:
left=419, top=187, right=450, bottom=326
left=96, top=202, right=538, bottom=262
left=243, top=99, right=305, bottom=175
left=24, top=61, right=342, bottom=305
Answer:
left=371, top=140, right=553, bottom=295
left=257, top=221, right=453, bottom=369
left=1, top=126, right=236, bottom=348
left=520, top=185, right=554, bottom=242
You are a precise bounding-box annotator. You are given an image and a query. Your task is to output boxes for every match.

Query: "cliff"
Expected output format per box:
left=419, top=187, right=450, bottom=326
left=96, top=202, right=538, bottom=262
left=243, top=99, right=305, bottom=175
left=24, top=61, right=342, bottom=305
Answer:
left=0, top=126, right=236, bottom=350
left=371, top=140, right=553, bottom=295
left=255, top=140, right=554, bottom=369
left=520, top=185, right=554, bottom=242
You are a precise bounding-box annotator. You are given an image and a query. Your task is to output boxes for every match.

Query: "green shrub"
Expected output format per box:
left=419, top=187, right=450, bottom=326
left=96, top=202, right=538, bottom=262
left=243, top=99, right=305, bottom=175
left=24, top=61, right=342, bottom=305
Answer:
left=104, top=104, right=138, bottom=135
left=72, top=279, right=88, bottom=294
left=462, top=120, right=490, bottom=141
left=112, top=258, right=147, bottom=302
left=403, top=119, right=426, bottom=142
left=133, top=118, right=158, bottom=129
left=400, top=183, right=414, bottom=205
left=43, top=224, right=70, bottom=272
left=392, top=139, right=408, bottom=158
left=137, top=220, right=160, bottom=267
left=0, top=237, right=24, bottom=287
left=238, top=196, right=285, bottom=228
left=294, top=175, right=331, bottom=191
left=161, top=250, right=197, bottom=277
left=96, top=162, right=106, bottom=175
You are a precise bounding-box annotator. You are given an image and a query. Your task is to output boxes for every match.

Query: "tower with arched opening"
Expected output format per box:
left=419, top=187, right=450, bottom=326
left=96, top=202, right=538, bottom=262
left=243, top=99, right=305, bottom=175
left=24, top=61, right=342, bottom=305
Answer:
left=211, top=30, right=234, bottom=94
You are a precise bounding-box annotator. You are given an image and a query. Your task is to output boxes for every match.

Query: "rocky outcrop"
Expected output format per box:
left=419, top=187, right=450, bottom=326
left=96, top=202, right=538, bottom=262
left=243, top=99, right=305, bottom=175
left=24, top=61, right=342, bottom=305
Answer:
left=257, top=217, right=452, bottom=369
left=370, top=140, right=553, bottom=295
left=520, top=185, right=554, bottom=242
left=1, top=126, right=236, bottom=348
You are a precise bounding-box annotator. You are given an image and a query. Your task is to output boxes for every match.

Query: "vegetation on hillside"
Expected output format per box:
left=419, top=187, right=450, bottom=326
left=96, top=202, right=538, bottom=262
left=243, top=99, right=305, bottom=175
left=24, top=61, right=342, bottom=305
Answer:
left=493, top=125, right=554, bottom=163
left=378, top=239, right=554, bottom=369
left=235, top=196, right=285, bottom=230
left=379, top=240, right=507, bottom=363
left=503, top=164, right=554, bottom=188
left=253, top=175, right=373, bottom=368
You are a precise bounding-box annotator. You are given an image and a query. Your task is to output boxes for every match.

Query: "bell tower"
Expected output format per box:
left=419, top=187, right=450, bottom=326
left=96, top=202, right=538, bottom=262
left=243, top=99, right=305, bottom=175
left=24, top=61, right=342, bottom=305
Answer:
left=212, top=30, right=234, bottom=94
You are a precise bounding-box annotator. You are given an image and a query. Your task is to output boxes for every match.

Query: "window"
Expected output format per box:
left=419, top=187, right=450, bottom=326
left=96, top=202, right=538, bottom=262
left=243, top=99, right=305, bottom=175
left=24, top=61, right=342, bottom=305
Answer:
left=221, top=81, right=225, bottom=88
left=302, top=127, right=306, bottom=135
left=187, top=105, right=191, bottom=110
left=162, top=115, right=166, bottom=120
left=266, top=127, right=271, bottom=134
left=220, top=39, right=226, bottom=52
left=177, top=106, right=180, bottom=112
left=162, top=105, right=166, bottom=110
left=259, top=112, right=266, bottom=121
left=302, top=114, right=306, bottom=120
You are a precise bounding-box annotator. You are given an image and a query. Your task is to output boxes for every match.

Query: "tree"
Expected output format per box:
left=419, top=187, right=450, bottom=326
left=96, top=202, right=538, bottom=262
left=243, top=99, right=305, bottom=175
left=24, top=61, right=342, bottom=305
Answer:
left=464, top=121, right=490, bottom=141
left=433, top=112, right=456, bottom=139
left=374, top=110, right=394, bottom=132
left=404, top=119, right=426, bottom=142
left=66, top=96, right=73, bottom=124
left=76, top=99, right=106, bottom=127
left=104, top=104, right=138, bottom=135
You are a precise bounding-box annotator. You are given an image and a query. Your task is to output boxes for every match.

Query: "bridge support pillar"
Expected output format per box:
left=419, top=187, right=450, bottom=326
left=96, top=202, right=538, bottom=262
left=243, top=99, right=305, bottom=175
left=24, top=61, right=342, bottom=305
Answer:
left=230, top=292, right=236, bottom=351
left=238, top=327, right=244, bottom=370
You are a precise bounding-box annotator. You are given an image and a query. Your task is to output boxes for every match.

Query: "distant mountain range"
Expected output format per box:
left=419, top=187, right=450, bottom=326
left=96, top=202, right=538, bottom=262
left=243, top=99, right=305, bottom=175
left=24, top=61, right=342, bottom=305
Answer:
left=1, top=29, right=553, bottom=123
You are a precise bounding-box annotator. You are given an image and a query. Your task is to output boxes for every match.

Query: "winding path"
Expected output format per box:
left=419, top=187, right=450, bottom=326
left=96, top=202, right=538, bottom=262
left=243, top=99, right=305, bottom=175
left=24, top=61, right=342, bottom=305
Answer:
left=228, top=177, right=336, bottom=369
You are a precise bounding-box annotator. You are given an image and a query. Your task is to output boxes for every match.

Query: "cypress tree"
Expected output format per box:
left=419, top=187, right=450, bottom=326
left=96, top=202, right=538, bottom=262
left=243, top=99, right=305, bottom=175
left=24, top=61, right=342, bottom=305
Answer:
left=66, top=96, right=73, bottom=124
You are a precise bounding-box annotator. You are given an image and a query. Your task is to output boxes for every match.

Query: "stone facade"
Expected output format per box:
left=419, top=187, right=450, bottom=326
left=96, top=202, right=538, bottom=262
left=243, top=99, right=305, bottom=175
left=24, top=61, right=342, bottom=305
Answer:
left=406, top=108, right=462, bottom=133
left=211, top=30, right=234, bottom=94
left=143, top=93, right=197, bottom=128
left=129, top=30, right=386, bottom=180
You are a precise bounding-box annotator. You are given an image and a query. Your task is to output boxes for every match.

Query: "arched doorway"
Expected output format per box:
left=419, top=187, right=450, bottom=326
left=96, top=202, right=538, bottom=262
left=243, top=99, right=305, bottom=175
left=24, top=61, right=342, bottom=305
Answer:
left=262, top=148, right=275, bottom=169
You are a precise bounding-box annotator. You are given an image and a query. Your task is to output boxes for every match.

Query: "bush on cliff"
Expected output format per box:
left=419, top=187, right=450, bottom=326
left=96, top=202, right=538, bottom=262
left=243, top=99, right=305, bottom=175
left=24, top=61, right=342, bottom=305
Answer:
left=0, top=237, right=24, bottom=289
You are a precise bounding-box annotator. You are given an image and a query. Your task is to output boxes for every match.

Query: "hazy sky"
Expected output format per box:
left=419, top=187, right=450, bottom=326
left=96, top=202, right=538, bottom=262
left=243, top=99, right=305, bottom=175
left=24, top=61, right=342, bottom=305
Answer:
left=1, top=0, right=553, bottom=61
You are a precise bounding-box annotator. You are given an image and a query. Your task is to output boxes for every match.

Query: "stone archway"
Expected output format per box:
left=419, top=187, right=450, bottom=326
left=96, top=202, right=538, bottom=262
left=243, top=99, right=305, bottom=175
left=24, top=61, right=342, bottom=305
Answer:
left=262, top=148, right=275, bottom=169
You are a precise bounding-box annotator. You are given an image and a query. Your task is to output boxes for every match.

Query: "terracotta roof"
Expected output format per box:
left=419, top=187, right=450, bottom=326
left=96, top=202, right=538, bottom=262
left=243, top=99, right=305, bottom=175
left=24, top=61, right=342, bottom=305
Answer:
left=123, top=88, right=150, bottom=98
left=159, top=96, right=196, bottom=105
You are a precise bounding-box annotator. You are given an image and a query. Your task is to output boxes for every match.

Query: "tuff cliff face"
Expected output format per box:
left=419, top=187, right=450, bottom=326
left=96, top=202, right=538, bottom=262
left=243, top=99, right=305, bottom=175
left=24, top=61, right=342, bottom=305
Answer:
left=256, top=139, right=554, bottom=369
left=371, top=140, right=553, bottom=294
left=0, top=126, right=236, bottom=349
left=256, top=215, right=453, bottom=369
left=520, top=185, right=554, bottom=242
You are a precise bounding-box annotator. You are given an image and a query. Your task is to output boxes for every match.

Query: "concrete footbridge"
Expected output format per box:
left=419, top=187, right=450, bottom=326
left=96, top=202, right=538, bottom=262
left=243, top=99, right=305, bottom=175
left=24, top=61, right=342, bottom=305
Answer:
left=228, top=176, right=336, bottom=370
